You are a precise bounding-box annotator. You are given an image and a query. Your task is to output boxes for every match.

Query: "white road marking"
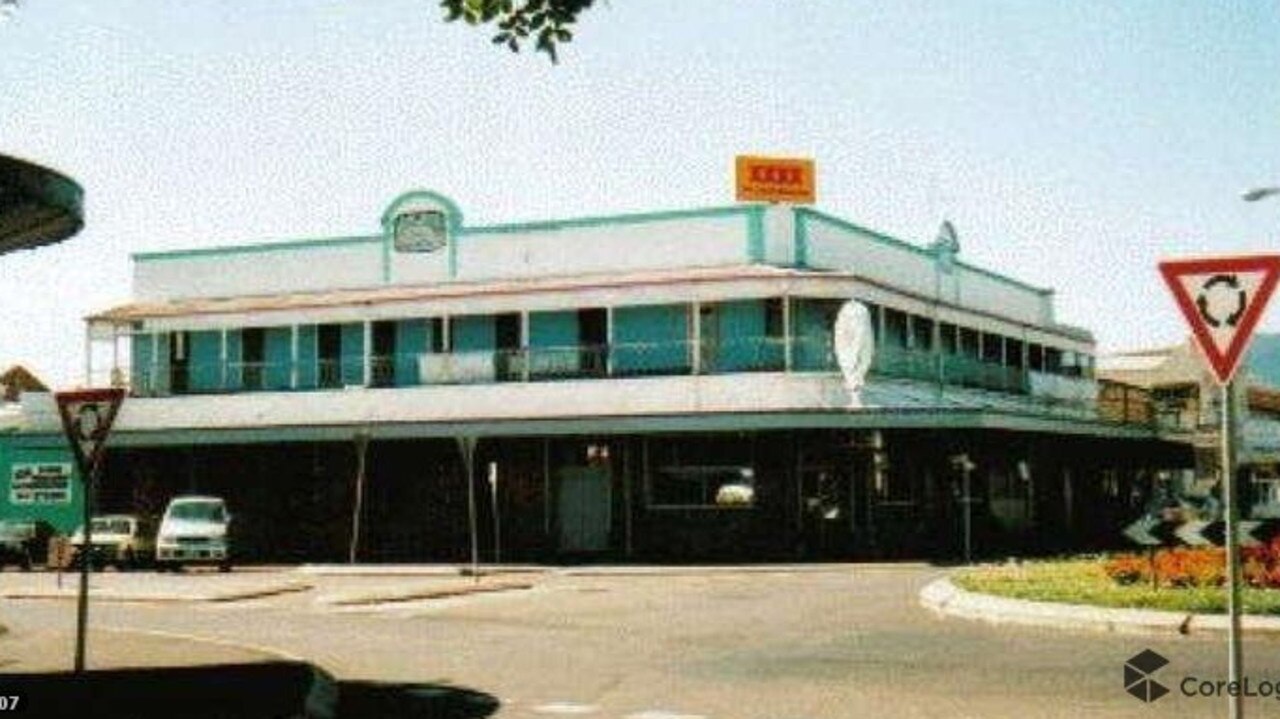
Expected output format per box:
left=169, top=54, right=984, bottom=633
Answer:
left=625, top=711, right=707, bottom=719
left=532, top=701, right=599, bottom=714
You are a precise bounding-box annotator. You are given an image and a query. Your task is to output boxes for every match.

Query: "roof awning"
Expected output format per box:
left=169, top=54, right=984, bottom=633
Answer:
left=0, top=155, right=83, bottom=255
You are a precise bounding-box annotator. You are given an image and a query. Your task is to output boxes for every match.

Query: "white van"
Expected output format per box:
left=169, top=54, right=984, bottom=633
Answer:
left=155, top=496, right=231, bottom=572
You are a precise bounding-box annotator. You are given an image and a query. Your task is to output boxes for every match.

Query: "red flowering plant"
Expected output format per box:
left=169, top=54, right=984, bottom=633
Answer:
left=1106, top=536, right=1280, bottom=590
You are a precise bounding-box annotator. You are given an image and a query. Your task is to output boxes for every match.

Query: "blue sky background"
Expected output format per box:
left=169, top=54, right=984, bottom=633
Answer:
left=2, top=1, right=1279, bottom=386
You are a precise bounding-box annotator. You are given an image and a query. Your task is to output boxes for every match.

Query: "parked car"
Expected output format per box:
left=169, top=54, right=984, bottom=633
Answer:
left=70, top=515, right=157, bottom=570
left=0, top=519, right=56, bottom=570
left=155, top=496, right=232, bottom=572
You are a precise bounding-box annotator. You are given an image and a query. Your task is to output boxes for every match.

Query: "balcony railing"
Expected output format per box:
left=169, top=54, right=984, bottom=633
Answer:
left=119, top=336, right=1102, bottom=410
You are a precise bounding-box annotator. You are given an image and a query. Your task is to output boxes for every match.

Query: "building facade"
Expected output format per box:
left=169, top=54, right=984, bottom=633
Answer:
left=1099, top=341, right=1280, bottom=520
left=7, top=191, right=1192, bottom=560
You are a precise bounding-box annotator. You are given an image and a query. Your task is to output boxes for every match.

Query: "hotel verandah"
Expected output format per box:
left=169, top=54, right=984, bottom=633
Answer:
left=2, top=190, right=1191, bottom=562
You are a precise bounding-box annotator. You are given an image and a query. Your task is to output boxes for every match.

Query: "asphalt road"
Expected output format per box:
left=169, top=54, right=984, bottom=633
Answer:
left=3, top=565, right=1280, bottom=718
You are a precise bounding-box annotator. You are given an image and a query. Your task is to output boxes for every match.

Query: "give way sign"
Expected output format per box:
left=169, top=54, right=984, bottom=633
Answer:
left=1158, top=255, right=1280, bottom=385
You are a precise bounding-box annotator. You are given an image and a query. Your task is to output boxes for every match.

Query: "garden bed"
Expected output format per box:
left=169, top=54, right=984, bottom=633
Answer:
left=952, top=556, right=1280, bottom=615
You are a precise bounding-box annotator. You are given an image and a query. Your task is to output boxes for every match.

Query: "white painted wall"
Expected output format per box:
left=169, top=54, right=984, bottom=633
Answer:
left=803, top=218, right=1051, bottom=327
left=135, top=241, right=383, bottom=300
left=455, top=215, right=747, bottom=282
left=389, top=247, right=450, bottom=285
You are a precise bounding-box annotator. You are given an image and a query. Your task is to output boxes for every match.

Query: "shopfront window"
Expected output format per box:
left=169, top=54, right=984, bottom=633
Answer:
left=649, top=466, right=756, bottom=508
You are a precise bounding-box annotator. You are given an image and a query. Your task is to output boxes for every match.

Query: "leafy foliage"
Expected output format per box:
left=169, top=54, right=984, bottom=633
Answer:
left=440, top=0, right=596, bottom=63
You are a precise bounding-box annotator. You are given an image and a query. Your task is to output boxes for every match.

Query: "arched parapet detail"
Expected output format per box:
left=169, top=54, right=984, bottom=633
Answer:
left=381, top=190, right=464, bottom=238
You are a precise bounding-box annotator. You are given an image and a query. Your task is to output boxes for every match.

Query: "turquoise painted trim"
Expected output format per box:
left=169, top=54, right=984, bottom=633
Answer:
left=796, top=208, right=1052, bottom=296
left=460, top=205, right=757, bottom=237
left=381, top=190, right=465, bottom=281
left=133, top=235, right=380, bottom=263
left=745, top=206, right=766, bottom=262
left=132, top=202, right=755, bottom=266
left=380, top=190, right=465, bottom=233
left=381, top=236, right=391, bottom=284
left=794, top=210, right=809, bottom=267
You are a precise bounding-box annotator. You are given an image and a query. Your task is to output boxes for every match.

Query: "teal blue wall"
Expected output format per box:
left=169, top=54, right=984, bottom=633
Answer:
left=131, top=333, right=153, bottom=392
left=225, top=330, right=244, bottom=390
left=264, top=327, right=293, bottom=390
left=793, top=300, right=835, bottom=370
left=297, top=325, right=318, bottom=389
left=189, top=331, right=222, bottom=392
left=452, top=316, right=495, bottom=352
left=0, top=436, right=82, bottom=534
left=710, top=300, right=773, bottom=372
left=396, top=319, right=426, bottom=385
left=155, top=334, right=172, bottom=394
left=529, top=311, right=578, bottom=348
left=613, top=304, right=689, bottom=374
left=340, top=323, right=364, bottom=386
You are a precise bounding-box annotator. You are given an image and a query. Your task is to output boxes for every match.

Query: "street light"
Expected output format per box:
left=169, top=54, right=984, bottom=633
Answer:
left=1242, top=186, right=1280, bottom=202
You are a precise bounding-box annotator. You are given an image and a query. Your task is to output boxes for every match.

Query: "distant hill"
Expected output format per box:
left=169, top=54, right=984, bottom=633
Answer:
left=1248, top=333, right=1280, bottom=388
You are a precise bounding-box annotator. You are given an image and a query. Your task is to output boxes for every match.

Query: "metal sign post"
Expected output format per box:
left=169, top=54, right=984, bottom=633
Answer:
left=950, top=454, right=976, bottom=564
left=1223, top=380, right=1244, bottom=719
left=53, top=388, right=125, bottom=674
left=348, top=430, right=370, bottom=564
left=488, top=462, right=501, bottom=565
left=1159, top=254, right=1280, bottom=719
left=456, top=436, right=480, bottom=582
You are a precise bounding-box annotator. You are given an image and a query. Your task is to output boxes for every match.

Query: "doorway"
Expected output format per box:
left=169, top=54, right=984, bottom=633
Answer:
left=799, top=464, right=853, bottom=558
left=557, top=467, right=612, bottom=553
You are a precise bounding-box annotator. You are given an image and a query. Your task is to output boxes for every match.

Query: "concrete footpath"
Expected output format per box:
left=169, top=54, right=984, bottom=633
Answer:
left=0, top=625, right=282, bottom=673
left=921, top=576, right=1280, bottom=636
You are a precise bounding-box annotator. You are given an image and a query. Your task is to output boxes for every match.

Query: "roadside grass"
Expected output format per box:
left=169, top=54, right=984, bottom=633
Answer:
left=952, top=557, right=1280, bottom=615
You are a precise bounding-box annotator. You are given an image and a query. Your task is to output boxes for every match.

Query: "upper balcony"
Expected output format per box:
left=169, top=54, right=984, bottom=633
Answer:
left=107, top=333, right=1101, bottom=412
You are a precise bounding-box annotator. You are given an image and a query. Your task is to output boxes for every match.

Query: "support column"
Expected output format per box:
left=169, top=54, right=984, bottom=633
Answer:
left=84, top=323, right=93, bottom=386
left=362, top=319, right=373, bottom=387
left=150, top=332, right=160, bottom=394
left=219, top=329, right=229, bottom=390
left=783, top=295, right=793, bottom=372
left=543, top=438, right=552, bottom=539
left=290, top=325, right=300, bottom=389
left=605, top=306, right=615, bottom=377
left=110, top=324, right=120, bottom=386
left=623, top=439, right=633, bottom=557
left=691, top=302, right=702, bottom=375
left=520, top=311, right=531, bottom=382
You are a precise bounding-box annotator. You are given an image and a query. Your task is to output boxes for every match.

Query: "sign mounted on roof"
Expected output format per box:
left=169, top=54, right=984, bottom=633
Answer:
left=1158, top=254, right=1280, bottom=385
left=735, top=155, right=815, bottom=204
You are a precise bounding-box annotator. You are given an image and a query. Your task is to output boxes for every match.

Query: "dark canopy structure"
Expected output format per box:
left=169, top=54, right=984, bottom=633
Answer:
left=0, top=154, right=83, bottom=255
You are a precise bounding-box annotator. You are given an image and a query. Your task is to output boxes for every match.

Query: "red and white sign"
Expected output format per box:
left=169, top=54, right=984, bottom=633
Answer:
left=54, top=388, right=125, bottom=475
left=1158, top=255, right=1280, bottom=385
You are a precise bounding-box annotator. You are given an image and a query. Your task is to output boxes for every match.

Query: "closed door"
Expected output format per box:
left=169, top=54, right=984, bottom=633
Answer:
left=557, top=467, right=612, bottom=552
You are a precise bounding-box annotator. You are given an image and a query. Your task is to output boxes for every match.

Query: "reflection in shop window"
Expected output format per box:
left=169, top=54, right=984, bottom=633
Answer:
left=649, top=466, right=756, bottom=508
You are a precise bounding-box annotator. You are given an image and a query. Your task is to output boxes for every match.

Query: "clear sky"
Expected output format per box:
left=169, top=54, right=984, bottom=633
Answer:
left=2, top=1, right=1279, bottom=388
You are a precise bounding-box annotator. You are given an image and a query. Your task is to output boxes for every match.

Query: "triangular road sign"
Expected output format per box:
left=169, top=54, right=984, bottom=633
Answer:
left=1159, top=255, right=1280, bottom=385
left=54, top=388, right=125, bottom=476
